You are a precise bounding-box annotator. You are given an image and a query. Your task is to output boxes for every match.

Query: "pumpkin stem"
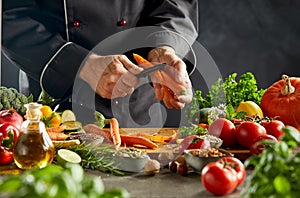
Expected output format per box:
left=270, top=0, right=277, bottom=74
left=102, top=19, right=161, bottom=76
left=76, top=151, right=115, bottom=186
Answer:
left=281, top=74, right=295, bottom=96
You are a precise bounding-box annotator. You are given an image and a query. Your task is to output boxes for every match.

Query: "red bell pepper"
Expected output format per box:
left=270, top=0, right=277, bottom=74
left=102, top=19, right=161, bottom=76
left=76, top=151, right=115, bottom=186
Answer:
left=0, top=123, right=20, bottom=165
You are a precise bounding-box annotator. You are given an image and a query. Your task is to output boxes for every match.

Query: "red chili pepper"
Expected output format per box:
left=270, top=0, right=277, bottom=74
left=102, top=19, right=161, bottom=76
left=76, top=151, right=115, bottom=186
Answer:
left=0, top=123, right=20, bottom=165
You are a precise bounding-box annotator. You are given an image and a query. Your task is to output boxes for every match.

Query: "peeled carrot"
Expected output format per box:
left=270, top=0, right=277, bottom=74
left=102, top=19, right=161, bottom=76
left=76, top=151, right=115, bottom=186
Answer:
left=47, top=132, right=69, bottom=141
left=110, top=118, right=121, bottom=149
left=133, top=53, right=153, bottom=68
left=133, top=53, right=187, bottom=96
left=46, top=125, right=66, bottom=133
left=120, top=134, right=158, bottom=149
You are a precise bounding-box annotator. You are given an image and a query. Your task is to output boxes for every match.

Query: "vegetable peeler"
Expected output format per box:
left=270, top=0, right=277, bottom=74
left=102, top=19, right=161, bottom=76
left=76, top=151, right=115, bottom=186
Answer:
left=135, top=63, right=166, bottom=78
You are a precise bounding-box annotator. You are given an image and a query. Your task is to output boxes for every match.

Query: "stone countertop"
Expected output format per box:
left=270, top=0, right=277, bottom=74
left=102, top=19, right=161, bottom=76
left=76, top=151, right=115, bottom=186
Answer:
left=87, top=167, right=248, bottom=198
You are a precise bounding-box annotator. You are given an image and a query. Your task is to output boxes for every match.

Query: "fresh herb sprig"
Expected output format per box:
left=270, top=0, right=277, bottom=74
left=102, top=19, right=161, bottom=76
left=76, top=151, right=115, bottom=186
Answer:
left=178, top=124, right=207, bottom=138
left=185, top=72, right=265, bottom=122
left=242, top=126, right=300, bottom=197
left=55, top=143, right=124, bottom=175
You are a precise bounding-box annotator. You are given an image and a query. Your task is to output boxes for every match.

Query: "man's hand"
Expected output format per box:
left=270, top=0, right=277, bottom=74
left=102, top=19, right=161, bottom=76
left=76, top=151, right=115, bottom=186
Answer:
left=79, top=54, right=143, bottom=99
left=148, top=46, right=193, bottom=109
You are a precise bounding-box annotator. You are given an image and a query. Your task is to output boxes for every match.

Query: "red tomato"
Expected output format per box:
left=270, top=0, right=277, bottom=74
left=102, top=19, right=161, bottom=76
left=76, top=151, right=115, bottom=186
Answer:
left=261, top=120, right=285, bottom=140
left=208, top=118, right=236, bottom=147
left=250, top=134, right=278, bottom=155
left=179, top=135, right=210, bottom=154
left=218, top=157, right=246, bottom=187
left=201, top=161, right=238, bottom=196
left=236, top=121, right=267, bottom=148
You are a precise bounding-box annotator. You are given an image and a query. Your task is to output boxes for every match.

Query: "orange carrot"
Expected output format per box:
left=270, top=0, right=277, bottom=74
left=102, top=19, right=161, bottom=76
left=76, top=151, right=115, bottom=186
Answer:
left=120, top=134, right=158, bottom=149
left=133, top=53, right=187, bottom=96
left=133, top=53, right=153, bottom=68
left=47, top=132, right=69, bottom=141
left=46, top=125, right=66, bottom=133
left=110, top=118, right=121, bottom=149
left=136, top=132, right=175, bottom=143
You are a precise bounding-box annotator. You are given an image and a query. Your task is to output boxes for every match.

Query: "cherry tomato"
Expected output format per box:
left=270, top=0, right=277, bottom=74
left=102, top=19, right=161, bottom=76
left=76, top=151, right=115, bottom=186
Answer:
left=236, top=121, right=267, bottom=148
left=250, top=134, right=278, bottom=155
left=261, top=120, right=285, bottom=140
left=201, top=161, right=238, bottom=196
left=218, top=157, right=246, bottom=187
left=179, top=135, right=210, bottom=154
left=208, top=118, right=236, bottom=147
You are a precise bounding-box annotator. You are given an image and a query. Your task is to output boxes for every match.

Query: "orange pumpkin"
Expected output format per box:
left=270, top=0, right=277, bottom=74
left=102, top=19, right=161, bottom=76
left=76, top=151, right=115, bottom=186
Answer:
left=260, top=75, right=300, bottom=131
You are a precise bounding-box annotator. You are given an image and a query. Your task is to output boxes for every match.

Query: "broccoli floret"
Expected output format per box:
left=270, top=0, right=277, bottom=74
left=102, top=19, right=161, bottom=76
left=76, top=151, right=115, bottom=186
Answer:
left=8, top=87, right=19, bottom=95
left=18, top=93, right=28, bottom=104
left=5, top=88, right=17, bottom=102
left=1, top=97, right=11, bottom=110
left=19, top=105, right=27, bottom=116
left=10, top=98, right=22, bottom=112
left=0, top=103, right=3, bottom=110
left=0, top=89, right=4, bottom=98
left=0, top=86, right=7, bottom=91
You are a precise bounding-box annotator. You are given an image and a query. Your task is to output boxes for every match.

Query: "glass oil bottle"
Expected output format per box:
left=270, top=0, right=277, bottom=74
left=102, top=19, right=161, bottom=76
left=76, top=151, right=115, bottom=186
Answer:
left=14, top=102, right=54, bottom=169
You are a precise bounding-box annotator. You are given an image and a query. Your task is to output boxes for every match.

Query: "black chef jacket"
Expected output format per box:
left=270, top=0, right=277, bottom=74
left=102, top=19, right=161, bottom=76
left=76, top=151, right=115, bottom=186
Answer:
left=2, top=0, right=198, bottom=127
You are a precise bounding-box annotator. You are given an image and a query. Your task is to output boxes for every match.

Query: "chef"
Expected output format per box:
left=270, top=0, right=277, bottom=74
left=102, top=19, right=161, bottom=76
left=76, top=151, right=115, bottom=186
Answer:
left=2, top=0, right=199, bottom=127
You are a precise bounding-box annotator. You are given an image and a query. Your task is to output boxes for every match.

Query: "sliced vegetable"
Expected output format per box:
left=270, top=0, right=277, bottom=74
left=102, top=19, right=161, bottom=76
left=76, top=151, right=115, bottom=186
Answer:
left=120, top=135, right=158, bottom=149
left=47, top=131, right=69, bottom=141
left=46, top=125, right=66, bottom=133
left=61, top=121, right=82, bottom=132
left=57, top=149, right=81, bottom=166
left=61, top=110, right=76, bottom=123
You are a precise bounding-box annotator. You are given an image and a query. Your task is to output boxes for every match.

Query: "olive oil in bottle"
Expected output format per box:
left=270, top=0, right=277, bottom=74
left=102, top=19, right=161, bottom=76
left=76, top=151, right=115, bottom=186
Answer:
left=14, top=102, right=54, bottom=169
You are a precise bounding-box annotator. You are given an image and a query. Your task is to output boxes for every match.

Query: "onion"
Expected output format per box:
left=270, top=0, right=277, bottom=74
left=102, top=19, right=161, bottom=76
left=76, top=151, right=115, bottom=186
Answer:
left=0, top=108, right=23, bottom=130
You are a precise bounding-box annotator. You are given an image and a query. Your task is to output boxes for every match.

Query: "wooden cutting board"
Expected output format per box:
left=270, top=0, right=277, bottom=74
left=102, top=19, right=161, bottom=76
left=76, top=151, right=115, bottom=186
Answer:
left=119, top=128, right=251, bottom=161
left=119, top=127, right=179, bottom=153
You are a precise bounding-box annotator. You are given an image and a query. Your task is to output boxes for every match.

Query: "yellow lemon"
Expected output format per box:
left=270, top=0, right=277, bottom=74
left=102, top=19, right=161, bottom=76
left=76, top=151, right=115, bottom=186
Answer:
left=40, top=105, right=53, bottom=118
left=236, top=101, right=264, bottom=117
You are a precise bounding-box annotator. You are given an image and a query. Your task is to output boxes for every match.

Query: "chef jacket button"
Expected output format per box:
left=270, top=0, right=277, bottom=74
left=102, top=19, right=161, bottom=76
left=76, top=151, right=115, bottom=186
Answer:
left=113, top=100, right=119, bottom=106
left=73, top=21, right=80, bottom=27
left=118, top=19, right=127, bottom=26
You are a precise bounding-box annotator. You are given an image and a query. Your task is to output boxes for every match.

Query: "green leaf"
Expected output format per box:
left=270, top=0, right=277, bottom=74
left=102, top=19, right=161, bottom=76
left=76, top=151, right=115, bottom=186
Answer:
left=282, top=126, right=300, bottom=144
left=273, top=175, right=291, bottom=194
left=0, top=176, right=22, bottom=192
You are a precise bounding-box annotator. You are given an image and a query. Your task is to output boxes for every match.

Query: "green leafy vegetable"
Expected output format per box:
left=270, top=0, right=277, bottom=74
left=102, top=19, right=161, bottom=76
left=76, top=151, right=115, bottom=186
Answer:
left=0, top=163, right=129, bottom=198
left=185, top=72, right=265, bottom=122
left=242, top=126, right=300, bottom=197
left=178, top=125, right=207, bottom=138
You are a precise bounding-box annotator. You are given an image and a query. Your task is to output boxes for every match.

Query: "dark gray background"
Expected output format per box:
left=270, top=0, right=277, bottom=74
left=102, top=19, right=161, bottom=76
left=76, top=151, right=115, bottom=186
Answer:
left=2, top=0, right=300, bottom=92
